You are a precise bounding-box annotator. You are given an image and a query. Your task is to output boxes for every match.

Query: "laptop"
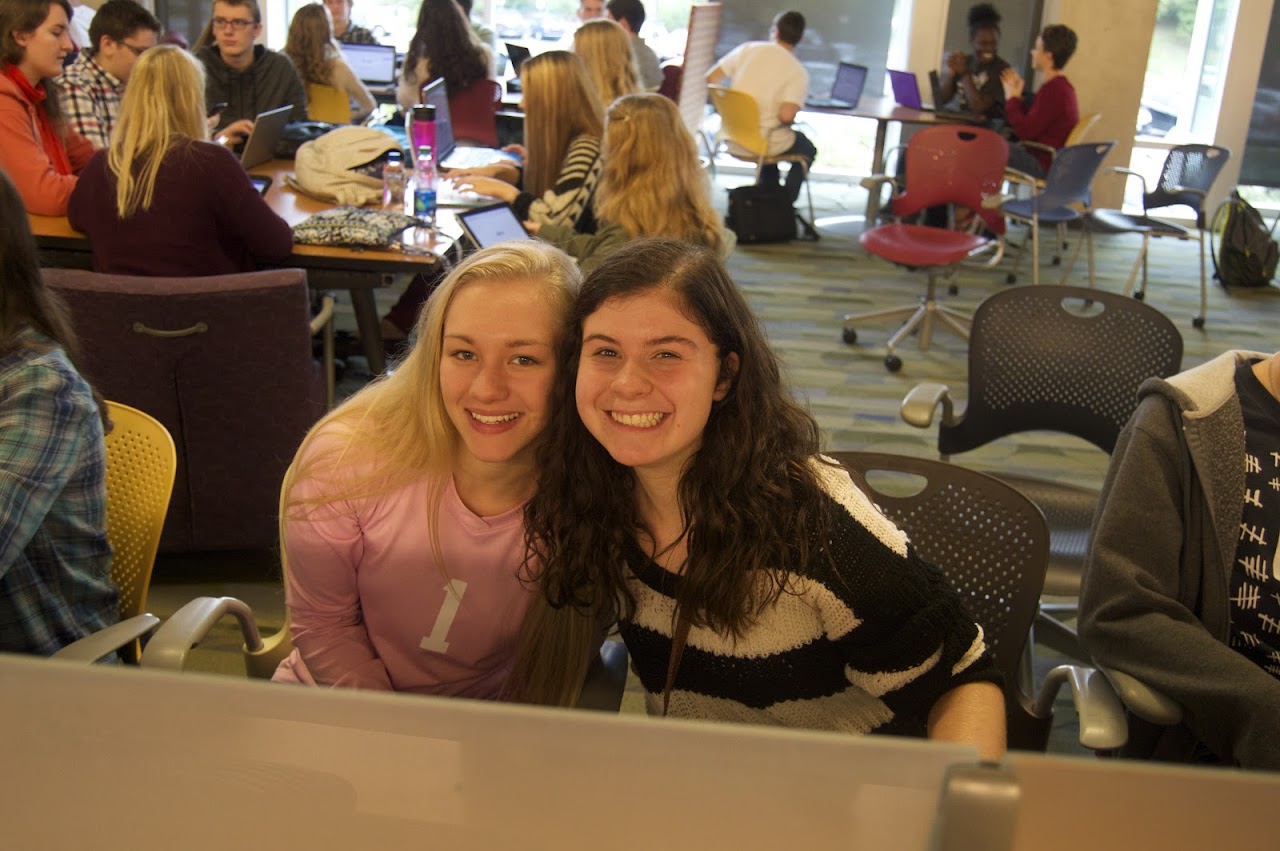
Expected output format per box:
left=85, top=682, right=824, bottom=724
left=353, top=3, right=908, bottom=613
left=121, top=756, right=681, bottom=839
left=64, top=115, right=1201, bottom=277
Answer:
left=239, top=104, right=293, bottom=169
left=420, top=78, right=520, bottom=170
left=928, top=70, right=982, bottom=121
left=340, top=43, right=397, bottom=87
left=804, top=61, right=868, bottom=110
left=505, top=41, right=531, bottom=75
left=887, top=69, right=974, bottom=121
left=456, top=202, right=535, bottom=248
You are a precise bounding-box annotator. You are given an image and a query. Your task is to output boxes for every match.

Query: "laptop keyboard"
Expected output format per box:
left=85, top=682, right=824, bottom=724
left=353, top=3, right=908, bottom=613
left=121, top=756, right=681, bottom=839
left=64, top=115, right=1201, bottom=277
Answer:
left=442, top=147, right=515, bottom=169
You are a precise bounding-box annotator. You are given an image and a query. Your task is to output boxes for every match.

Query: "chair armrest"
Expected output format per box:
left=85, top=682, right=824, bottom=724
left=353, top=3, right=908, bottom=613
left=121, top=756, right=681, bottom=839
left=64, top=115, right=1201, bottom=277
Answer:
left=1002, top=167, right=1039, bottom=189
left=1021, top=140, right=1056, bottom=157
left=309, top=293, right=335, bottom=335
left=1032, top=663, right=1128, bottom=751
left=901, top=382, right=955, bottom=429
left=982, top=193, right=1014, bottom=210
left=141, top=596, right=265, bottom=671
left=574, top=638, right=629, bottom=712
left=1106, top=166, right=1149, bottom=197
left=51, top=613, right=161, bottom=663
left=859, top=174, right=897, bottom=192
left=1099, top=667, right=1183, bottom=726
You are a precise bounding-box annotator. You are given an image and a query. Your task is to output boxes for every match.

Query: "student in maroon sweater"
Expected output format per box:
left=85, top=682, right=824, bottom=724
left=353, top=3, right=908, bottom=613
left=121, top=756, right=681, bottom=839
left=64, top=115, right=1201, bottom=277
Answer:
left=1000, top=23, right=1079, bottom=179
left=67, top=44, right=292, bottom=275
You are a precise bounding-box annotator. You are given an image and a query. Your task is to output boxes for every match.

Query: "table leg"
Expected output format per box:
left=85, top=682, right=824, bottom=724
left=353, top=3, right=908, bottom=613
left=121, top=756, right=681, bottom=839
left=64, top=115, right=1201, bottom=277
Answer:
left=865, top=120, right=889, bottom=225
left=351, top=289, right=385, bottom=375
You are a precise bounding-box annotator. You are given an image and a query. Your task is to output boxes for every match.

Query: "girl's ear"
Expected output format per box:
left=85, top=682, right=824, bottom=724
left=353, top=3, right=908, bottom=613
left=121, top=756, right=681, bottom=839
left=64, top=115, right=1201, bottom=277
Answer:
left=713, top=352, right=739, bottom=401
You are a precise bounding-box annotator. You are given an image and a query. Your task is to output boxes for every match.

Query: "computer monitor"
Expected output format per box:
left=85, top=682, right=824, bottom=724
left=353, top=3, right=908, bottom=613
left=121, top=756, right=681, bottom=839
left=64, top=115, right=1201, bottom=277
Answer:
left=340, top=43, right=397, bottom=87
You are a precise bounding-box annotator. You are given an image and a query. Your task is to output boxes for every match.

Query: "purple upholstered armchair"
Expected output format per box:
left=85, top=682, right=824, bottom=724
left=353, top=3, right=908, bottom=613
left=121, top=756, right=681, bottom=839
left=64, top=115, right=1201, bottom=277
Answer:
left=43, top=268, right=330, bottom=553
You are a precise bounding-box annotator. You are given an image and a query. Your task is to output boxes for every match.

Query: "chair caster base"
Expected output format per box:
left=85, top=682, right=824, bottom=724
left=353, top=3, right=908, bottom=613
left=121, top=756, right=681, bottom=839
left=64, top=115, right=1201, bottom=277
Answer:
left=884, top=353, right=902, bottom=372
left=1192, top=315, right=1206, bottom=329
left=842, top=327, right=857, bottom=345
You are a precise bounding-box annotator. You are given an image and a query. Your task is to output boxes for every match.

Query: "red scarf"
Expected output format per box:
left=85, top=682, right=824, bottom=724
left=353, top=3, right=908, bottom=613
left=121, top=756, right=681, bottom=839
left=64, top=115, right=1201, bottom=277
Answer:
left=2, top=63, right=71, bottom=175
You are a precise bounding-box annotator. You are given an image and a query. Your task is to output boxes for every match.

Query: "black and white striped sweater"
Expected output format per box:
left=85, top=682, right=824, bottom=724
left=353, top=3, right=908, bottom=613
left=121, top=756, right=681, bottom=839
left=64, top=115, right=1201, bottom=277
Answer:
left=618, top=460, right=999, bottom=737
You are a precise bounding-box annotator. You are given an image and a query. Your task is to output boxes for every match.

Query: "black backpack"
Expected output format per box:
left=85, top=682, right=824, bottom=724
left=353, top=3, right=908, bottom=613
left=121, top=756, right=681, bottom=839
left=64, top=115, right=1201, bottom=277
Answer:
left=1211, top=190, right=1278, bottom=289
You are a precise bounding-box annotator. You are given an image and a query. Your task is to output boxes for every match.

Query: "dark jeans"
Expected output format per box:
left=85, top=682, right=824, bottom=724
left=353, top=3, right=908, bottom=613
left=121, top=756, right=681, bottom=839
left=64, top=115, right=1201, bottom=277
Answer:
left=1006, top=142, right=1047, bottom=180
left=758, top=130, right=817, bottom=205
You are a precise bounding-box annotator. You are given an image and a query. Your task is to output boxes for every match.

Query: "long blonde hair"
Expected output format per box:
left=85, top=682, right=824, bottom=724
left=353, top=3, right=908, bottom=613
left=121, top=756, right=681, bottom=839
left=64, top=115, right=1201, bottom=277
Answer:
left=108, top=45, right=208, bottom=218
left=284, top=3, right=338, bottom=86
left=572, top=19, right=639, bottom=108
left=521, top=51, right=602, bottom=198
left=596, top=94, right=723, bottom=253
left=281, top=242, right=581, bottom=567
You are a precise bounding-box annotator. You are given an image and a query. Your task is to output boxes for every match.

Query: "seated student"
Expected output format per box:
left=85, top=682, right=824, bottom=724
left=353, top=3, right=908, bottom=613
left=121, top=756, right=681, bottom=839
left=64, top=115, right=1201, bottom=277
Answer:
left=938, top=3, right=1008, bottom=125
left=273, top=242, right=581, bottom=696
left=1080, top=350, right=1280, bottom=771
left=509, top=238, right=1005, bottom=761
left=607, top=0, right=662, bottom=92
left=322, top=0, right=377, bottom=45
left=54, top=0, right=159, bottom=149
left=1000, top=23, right=1079, bottom=178
left=195, top=0, right=308, bottom=145
left=384, top=51, right=603, bottom=344
left=0, top=0, right=94, bottom=215
left=283, top=2, right=374, bottom=124
left=67, top=45, right=293, bottom=275
left=573, top=18, right=639, bottom=107
left=396, top=0, right=492, bottom=113
left=512, top=93, right=731, bottom=274
left=448, top=51, right=603, bottom=234
left=0, top=168, right=117, bottom=657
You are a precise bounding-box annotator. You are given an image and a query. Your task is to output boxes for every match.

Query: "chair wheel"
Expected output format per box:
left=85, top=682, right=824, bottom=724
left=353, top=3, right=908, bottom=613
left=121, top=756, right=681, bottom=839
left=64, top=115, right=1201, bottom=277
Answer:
left=1134, top=291, right=1145, bottom=301
left=884, top=354, right=902, bottom=372
left=947, top=284, right=959, bottom=295
left=1005, top=273, right=1017, bottom=285
left=1051, top=256, right=1061, bottom=266
left=842, top=327, right=857, bottom=344
left=1192, top=316, right=1206, bottom=329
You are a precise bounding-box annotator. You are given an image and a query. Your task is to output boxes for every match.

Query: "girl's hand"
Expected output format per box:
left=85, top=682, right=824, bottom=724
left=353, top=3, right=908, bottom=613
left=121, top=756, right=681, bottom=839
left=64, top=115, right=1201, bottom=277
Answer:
left=453, top=176, right=519, bottom=202
left=502, top=143, right=527, bottom=161
left=523, top=220, right=541, bottom=236
left=1000, top=67, right=1024, bottom=100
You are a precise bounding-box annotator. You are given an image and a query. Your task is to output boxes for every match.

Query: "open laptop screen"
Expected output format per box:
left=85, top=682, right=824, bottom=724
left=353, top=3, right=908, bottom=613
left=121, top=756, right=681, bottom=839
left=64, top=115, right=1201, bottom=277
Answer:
left=887, top=69, right=923, bottom=109
left=340, top=43, right=397, bottom=86
left=831, top=62, right=868, bottom=105
left=419, top=77, right=455, bottom=158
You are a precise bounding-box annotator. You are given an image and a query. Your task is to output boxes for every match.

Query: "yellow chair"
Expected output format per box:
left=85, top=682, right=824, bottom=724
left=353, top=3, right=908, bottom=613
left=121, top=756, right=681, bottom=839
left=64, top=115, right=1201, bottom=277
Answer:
left=103, top=400, right=177, bottom=662
left=306, top=83, right=350, bottom=124
left=708, top=84, right=816, bottom=237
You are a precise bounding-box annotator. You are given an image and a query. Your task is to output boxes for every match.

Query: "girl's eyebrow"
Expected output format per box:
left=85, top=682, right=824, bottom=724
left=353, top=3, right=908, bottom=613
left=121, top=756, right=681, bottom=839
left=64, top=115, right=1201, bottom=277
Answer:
left=444, top=334, right=551, bottom=348
left=583, top=333, right=699, bottom=347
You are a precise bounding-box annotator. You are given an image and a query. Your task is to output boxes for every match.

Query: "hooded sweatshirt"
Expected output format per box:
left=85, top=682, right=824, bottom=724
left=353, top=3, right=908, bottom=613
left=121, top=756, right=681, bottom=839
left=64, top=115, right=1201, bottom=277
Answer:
left=196, top=44, right=308, bottom=130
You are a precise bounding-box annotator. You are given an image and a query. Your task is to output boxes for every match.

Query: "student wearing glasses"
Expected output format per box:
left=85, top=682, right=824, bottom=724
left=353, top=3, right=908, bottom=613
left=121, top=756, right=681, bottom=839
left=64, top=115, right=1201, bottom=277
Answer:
left=54, top=0, right=159, bottom=149
left=0, top=0, right=94, bottom=215
left=195, top=0, right=306, bottom=145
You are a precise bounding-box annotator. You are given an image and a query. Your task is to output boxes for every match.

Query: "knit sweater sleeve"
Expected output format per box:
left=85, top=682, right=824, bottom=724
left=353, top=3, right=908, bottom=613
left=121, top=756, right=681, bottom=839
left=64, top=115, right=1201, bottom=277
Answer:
left=0, top=89, right=79, bottom=216
left=512, top=135, right=601, bottom=228
left=204, top=142, right=294, bottom=264
left=807, top=461, right=1000, bottom=732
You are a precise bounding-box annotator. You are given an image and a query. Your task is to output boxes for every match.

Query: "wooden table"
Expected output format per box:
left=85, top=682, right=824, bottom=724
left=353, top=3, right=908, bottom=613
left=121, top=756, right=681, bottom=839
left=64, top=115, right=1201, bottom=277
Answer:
left=801, top=96, right=982, bottom=224
left=30, top=159, right=460, bottom=374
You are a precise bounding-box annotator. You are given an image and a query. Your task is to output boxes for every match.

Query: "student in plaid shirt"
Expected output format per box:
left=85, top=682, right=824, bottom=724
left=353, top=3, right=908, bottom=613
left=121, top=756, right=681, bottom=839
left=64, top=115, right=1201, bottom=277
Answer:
left=0, top=169, right=117, bottom=656
left=54, top=0, right=158, bottom=149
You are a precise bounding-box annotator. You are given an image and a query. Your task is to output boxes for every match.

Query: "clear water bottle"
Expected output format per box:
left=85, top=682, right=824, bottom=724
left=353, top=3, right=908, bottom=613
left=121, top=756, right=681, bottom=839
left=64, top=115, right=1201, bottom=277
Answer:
left=382, top=149, right=405, bottom=208
left=412, top=145, right=437, bottom=227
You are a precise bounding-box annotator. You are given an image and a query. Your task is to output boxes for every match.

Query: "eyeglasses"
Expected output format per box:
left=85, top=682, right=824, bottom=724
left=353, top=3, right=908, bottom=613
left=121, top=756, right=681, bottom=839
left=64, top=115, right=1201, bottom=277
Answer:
left=119, top=42, right=150, bottom=56
left=211, top=17, right=256, bottom=31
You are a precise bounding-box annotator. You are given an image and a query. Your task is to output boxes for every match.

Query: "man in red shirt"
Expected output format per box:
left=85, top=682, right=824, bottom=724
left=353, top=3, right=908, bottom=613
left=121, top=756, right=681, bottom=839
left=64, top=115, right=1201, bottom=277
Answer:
left=1000, top=23, right=1079, bottom=179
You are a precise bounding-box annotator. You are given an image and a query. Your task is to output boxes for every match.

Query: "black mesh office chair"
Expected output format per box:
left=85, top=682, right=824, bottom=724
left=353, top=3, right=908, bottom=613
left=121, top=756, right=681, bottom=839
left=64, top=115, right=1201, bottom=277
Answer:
left=831, top=451, right=1125, bottom=751
left=899, top=285, right=1184, bottom=662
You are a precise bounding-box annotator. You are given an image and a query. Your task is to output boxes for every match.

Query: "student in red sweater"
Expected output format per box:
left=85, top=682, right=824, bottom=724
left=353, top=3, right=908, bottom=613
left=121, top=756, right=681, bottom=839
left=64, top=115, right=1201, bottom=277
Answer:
left=67, top=44, right=292, bottom=275
left=1000, top=23, right=1079, bottom=179
left=0, top=0, right=94, bottom=216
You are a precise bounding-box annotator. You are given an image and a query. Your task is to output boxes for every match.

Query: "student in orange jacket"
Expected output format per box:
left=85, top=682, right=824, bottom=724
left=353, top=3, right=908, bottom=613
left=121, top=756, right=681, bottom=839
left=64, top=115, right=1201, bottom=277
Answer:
left=0, top=0, right=94, bottom=216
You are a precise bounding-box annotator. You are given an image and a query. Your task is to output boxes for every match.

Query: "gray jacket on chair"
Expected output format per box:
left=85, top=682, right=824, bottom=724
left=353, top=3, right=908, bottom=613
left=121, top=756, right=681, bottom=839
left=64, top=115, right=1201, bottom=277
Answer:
left=1079, top=349, right=1280, bottom=769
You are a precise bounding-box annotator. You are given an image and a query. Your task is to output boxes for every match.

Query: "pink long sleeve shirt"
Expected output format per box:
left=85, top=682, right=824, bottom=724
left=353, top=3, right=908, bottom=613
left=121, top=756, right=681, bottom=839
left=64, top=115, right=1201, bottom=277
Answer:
left=274, top=434, right=534, bottom=698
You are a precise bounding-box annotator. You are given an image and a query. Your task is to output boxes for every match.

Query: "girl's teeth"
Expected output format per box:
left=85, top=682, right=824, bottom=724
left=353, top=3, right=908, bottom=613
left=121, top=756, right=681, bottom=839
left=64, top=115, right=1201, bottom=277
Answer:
left=471, top=412, right=518, bottom=424
left=611, top=411, right=665, bottom=427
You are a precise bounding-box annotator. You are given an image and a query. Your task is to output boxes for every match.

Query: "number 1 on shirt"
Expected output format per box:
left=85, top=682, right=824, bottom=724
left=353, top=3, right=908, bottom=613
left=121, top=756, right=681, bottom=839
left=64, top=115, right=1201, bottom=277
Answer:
left=419, top=579, right=469, bottom=653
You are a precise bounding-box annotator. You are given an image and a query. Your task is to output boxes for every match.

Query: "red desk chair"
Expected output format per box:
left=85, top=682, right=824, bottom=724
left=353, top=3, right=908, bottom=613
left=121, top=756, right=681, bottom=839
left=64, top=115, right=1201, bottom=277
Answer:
left=446, top=79, right=502, bottom=147
left=845, top=125, right=1008, bottom=371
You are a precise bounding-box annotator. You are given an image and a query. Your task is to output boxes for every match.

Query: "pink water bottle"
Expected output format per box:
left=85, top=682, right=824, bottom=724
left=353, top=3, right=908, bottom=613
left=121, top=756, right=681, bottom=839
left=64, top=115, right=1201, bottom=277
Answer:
left=409, top=104, right=436, bottom=159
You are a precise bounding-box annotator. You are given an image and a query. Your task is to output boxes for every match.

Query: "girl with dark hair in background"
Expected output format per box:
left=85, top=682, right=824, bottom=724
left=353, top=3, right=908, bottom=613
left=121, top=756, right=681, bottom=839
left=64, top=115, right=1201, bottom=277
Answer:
left=0, top=168, right=117, bottom=656
left=938, top=3, right=1009, bottom=124
left=0, top=0, right=93, bottom=214
left=396, top=0, right=492, bottom=111
left=509, top=239, right=1006, bottom=762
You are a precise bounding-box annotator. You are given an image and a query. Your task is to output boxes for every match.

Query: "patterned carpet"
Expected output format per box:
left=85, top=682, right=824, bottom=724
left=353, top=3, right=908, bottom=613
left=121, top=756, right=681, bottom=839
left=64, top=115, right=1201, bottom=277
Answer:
left=149, top=168, right=1280, bottom=754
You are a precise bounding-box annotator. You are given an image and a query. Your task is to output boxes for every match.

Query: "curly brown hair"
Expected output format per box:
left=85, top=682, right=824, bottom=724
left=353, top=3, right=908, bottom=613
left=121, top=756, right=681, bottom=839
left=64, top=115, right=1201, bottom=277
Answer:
left=284, top=3, right=337, bottom=87
left=523, top=239, right=830, bottom=640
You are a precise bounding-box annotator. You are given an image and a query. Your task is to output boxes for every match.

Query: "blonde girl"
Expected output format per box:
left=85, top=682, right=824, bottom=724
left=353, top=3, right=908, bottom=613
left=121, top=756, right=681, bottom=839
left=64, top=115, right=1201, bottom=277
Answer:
left=67, top=45, right=291, bottom=274
left=572, top=18, right=639, bottom=107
